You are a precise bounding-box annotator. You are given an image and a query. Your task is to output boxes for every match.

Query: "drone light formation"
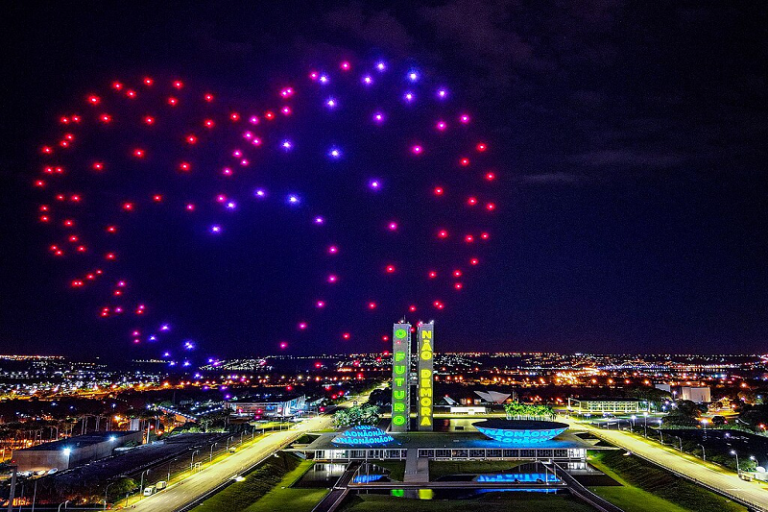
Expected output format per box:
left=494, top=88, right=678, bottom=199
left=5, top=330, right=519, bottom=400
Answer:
left=33, top=57, right=499, bottom=359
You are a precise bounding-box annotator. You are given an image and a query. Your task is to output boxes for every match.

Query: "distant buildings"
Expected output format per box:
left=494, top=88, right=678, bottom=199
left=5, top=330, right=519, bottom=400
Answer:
left=225, top=395, right=306, bottom=417
left=474, top=390, right=512, bottom=404
left=655, top=384, right=712, bottom=403
left=567, top=398, right=647, bottom=414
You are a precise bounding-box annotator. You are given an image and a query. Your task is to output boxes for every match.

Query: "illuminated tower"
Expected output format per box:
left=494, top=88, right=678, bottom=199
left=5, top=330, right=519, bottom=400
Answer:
left=417, top=321, right=435, bottom=431
left=391, top=321, right=411, bottom=432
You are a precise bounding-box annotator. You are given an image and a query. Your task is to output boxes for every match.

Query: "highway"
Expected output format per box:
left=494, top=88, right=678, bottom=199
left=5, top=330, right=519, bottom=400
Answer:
left=125, top=395, right=364, bottom=512
left=566, top=417, right=768, bottom=511
left=124, top=416, right=329, bottom=511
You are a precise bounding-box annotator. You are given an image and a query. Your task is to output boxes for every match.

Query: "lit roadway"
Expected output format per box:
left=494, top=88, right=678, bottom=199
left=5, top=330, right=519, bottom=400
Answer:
left=126, top=394, right=365, bottom=512
left=565, top=417, right=768, bottom=511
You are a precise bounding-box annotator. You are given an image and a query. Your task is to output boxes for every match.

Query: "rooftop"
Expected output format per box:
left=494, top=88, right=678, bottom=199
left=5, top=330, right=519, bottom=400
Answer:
left=298, top=429, right=602, bottom=452
left=23, top=431, right=139, bottom=452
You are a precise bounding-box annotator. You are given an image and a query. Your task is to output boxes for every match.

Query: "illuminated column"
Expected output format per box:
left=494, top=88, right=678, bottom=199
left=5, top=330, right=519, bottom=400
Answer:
left=417, top=322, right=434, bottom=431
left=391, top=322, right=411, bottom=432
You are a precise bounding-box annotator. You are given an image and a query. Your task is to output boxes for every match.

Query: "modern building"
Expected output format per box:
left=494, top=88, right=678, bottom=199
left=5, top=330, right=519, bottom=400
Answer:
left=291, top=421, right=602, bottom=468
left=679, top=386, right=711, bottom=404
left=225, top=395, right=306, bottom=417
left=391, top=320, right=436, bottom=432
left=567, top=398, right=647, bottom=414
left=474, top=390, right=512, bottom=404
left=12, top=431, right=142, bottom=473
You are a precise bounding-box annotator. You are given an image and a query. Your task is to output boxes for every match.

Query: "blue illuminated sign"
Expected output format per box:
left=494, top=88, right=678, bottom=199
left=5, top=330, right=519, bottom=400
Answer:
left=332, top=425, right=395, bottom=446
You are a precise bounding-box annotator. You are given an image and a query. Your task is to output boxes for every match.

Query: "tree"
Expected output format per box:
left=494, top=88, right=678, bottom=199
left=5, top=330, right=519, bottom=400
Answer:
left=104, top=477, right=137, bottom=502
left=333, top=405, right=380, bottom=428
left=368, top=388, right=391, bottom=407
left=711, top=415, right=726, bottom=427
left=738, top=404, right=768, bottom=430
left=663, top=400, right=700, bottom=427
left=629, top=387, right=671, bottom=411
left=503, top=402, right=554, bottom=421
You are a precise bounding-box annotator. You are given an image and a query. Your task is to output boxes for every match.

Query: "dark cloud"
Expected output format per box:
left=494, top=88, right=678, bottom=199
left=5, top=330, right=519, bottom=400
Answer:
left=571, top=149, right=685, bottom=170
left=514, top=172, right=581, bottom=185
left=324, top=4, right=414, bottom=54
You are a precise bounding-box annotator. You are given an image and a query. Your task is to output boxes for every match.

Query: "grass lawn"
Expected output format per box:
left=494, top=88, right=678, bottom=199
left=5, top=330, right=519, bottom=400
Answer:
left=193, top=453, right=304, bottom=512
left=589, top=451, right=747, bottom=512
left=339, top=493, right=594, bottom=512
left=429, top=460, right=526, bottom=480
left=592, top=486, right=689, bottom=512
left=245, top=459, right=328, bottom=512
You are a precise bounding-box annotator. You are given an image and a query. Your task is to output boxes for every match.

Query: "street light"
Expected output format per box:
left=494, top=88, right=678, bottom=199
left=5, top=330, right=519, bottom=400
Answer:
left=31, top=477, right=39, bottom=512
left=643, top=412, right=649, bottom=438
left=209, top=442, right=218, bottom=462
left=190, top=449, right=200, bottom=471
left=103, top=482, right=115, bottom=511
left=139, top=469, right=151, bottom=498
left=57, top=500, right=69, bottom=512
left=630, top=415, right=637, bottom=427
left=731, top=450, right=740, bottom=474
left=698, top=443, right=706, bottom=461
left=167, top=458, right=177, bottom=482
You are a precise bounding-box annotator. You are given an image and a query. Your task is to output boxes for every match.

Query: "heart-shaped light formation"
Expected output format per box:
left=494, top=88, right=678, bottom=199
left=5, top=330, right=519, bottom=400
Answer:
left=34, top=58, right=498, bottom=362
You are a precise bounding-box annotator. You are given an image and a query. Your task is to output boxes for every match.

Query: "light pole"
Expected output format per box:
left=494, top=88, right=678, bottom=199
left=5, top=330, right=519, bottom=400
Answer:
left=139, top=469, right=151, bottom=498
left=658, top=421, right=664, bottom=444
left=31, top=477, right=39, bottom=512
left=731, top=450, right=740, bottom=474
left=698, top=444, right=706, bottom=461
left=57, top=500, right=69, bottom=512
left=103, top=482, right=114, bottom=511
left=630, top=415, right=637, bottom=428
left=167, top=458, right=177, bottom=482
left=209, top=442, right=218, bottom=462
left=191, top=449, right=200, bottom=471
left=643, top=412, right=649, bottom=438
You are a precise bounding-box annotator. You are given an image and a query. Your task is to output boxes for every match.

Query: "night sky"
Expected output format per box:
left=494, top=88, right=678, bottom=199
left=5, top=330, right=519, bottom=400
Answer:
left=1, top=1, right=766, bottom=360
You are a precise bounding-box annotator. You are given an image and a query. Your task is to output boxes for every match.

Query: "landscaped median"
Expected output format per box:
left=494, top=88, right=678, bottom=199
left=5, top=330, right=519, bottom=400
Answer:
left=588, top=450, right=747, bottom=512
left=192, top=453, right=327, bottom=512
